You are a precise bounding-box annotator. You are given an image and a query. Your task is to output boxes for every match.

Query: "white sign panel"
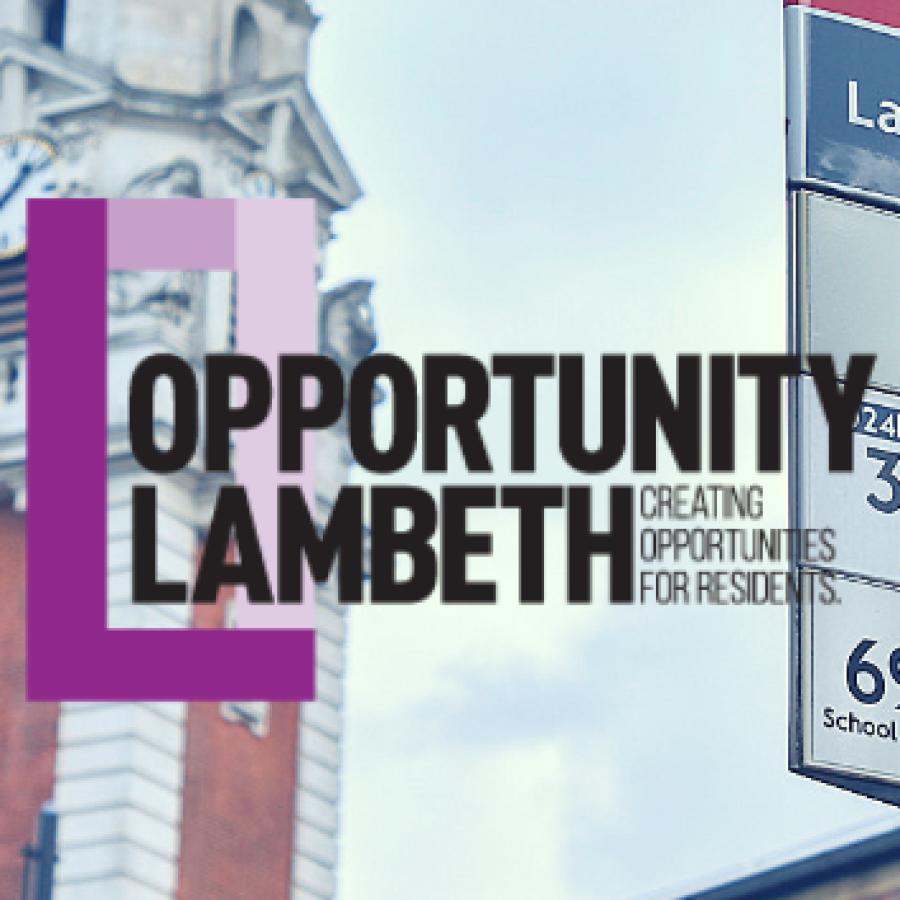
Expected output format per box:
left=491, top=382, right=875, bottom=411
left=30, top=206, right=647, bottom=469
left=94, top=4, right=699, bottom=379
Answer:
left=802, top=574, right=900, bottom=785
left=787, top=0, right=900, bottom=805
left=797, top=378, right=900, bottom=588
left=798, top=191, right=900, bottom=392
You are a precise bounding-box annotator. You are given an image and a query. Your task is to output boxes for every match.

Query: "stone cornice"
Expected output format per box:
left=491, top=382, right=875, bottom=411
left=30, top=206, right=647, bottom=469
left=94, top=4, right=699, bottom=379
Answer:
left=0, top=33, right=362, bottom=210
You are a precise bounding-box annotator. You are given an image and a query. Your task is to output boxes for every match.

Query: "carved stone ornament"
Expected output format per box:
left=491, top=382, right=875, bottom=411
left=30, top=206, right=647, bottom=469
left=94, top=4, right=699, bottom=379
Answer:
left=122, top=157, right=202, bottom=199
left=108, top=158, right=206, bottom=325
left=320, top=281, right=377, bottom=371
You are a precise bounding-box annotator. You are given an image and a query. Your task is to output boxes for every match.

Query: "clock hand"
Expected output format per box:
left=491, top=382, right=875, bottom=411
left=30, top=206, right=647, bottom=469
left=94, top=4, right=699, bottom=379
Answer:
left=0, top=163, right=34, bottom=210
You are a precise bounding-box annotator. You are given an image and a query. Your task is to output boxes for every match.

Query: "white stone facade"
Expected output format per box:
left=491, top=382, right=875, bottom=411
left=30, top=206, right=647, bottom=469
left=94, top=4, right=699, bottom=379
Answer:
left=0, top=2, right=372, bottom=896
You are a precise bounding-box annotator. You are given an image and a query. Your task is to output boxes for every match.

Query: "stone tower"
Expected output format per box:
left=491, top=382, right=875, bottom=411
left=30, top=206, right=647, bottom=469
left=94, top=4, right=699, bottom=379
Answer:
left=0, top=1, right=373, bottom=898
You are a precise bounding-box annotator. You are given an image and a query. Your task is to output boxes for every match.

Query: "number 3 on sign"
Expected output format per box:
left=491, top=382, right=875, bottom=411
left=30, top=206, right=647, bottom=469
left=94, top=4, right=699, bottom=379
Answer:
left=867, top=448, right=900, bottom=515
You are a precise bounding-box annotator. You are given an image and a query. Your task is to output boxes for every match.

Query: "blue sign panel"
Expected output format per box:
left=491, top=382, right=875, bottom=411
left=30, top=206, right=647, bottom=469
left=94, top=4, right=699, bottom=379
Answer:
left=796, top=13, right=900, bottom=199
left=854, top=400, right=900, bottom=447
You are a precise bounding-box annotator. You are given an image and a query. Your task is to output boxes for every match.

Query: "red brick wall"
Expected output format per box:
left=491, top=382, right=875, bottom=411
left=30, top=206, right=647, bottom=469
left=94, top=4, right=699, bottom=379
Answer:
left=176, top=593, right=299, bottom=900
left=0, top=509, right=59, bottom=898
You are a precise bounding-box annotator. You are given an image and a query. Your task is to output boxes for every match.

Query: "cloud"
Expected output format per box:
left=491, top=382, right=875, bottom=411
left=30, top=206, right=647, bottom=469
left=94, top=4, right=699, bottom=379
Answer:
left=340, top=734, right=571, bottom=900
left=316, top=0, right=900, bottom=897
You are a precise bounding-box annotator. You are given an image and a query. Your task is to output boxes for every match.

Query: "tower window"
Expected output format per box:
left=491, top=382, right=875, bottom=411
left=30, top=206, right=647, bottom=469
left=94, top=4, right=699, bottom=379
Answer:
left=1, top=358, right=19, bottom=404
left=42, top=0, right=67, bottom=49
left=231, top=6, right=261, bottom=84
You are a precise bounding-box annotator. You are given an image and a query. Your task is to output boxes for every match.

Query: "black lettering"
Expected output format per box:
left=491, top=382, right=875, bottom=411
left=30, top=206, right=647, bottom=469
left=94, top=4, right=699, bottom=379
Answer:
left=738, top=355, right=801, bottom=472
left=205, top=354, right=272, bottom=472
left=559, top=355, right=626, bottom=473
left=194, top=486, right=273, bottom=604
left=502, top=486, right=564, bottom=603
left=710, top=355, right=735, bottom=472
left=280, top=355, right=344, bottom=471
left=132, top=486, right=187, bottom=604
left=350, top=354, right=418, bottom=473
left=633, top=355, right=701, bottom=472
left=370, top=487, right=438, bottom=603
left=423, top=355, right=491, bottom=472
left=492, top=355, right=555, bottom=472
left=809, top=354, right=875, bottom=472
left=129, top=354, right=198, bottom=474
left=567, top=486, right=634, bottom=603
left=279, top=486, right=363, bottom=603
left=442, top=486, right=497, bottom=604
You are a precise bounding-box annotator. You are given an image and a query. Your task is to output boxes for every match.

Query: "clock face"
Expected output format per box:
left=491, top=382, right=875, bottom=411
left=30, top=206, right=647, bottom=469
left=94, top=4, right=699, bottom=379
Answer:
left=242, top=168, right=284, bottom=199
left=0, top=135, right=61, bottom=259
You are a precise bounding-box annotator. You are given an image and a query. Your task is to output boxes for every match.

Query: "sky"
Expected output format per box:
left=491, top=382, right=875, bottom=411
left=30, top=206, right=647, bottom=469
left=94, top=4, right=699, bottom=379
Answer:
left=310, top=2, right=900, bottom=898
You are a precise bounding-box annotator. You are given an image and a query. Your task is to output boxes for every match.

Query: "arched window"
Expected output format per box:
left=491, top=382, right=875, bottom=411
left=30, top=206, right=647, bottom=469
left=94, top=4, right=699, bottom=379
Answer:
left=42, top=0, right=66, bottom=49
left=231, top=6, right=261, bottom=84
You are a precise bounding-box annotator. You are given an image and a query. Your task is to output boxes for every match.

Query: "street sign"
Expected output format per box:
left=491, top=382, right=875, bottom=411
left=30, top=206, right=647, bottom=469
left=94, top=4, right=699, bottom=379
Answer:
left=797, top=574, right=900, bottom=787
left=786, top=3, right=900, bottom=202
left=787, top=0, right=900, bottom=805
left=796, top=191, right=900, bottom=391
left=796, top=378, right=900, bottom=587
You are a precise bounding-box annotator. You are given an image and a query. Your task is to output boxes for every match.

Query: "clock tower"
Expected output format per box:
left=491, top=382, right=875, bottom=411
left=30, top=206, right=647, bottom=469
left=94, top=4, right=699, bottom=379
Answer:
left=0, top=2, right=373, bottom=898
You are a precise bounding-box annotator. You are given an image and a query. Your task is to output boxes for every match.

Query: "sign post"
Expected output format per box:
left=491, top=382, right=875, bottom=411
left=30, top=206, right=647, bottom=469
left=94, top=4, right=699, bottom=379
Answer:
left=786, top=0, right=900, bottom=805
